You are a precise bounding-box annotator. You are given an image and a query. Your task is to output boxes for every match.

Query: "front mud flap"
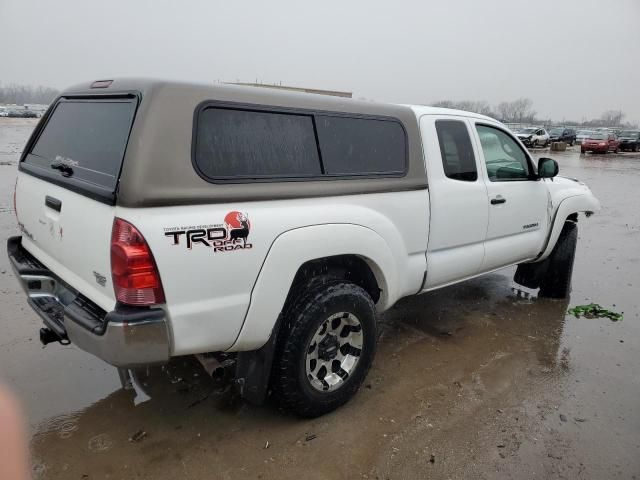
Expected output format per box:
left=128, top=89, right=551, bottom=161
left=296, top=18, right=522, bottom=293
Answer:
left=514, top=258, right=551, bottom=289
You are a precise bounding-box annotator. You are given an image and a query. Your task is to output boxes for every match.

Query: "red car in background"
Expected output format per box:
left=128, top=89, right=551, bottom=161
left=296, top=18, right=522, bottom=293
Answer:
left=581, top=133, right=620, bottom=154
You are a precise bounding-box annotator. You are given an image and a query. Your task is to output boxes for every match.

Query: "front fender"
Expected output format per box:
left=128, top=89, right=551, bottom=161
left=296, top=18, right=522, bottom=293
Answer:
left=538, top=192, right=600, bottom=261
left=229, top=224, right=399, bottom=351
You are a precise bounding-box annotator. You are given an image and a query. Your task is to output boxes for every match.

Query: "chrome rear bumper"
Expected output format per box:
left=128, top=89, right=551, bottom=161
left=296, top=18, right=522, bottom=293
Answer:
left=7, top=236, right=170, bottom=368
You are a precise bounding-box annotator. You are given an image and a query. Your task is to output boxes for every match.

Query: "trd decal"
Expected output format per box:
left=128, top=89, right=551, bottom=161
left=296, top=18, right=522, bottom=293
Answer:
left=522, top=222, right=539, bottom=230
left=164, top=211, right=253, bottom=252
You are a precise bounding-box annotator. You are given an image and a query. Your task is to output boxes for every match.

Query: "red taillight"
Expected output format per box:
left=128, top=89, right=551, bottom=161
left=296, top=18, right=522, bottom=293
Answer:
left=111, top=218, right=165, bottom=306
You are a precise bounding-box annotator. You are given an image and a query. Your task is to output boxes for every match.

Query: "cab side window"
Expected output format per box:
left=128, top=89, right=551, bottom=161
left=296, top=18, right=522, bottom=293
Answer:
left=476, top=125, right=533, bottom=182
left=435, top=120, right=478, bottom=182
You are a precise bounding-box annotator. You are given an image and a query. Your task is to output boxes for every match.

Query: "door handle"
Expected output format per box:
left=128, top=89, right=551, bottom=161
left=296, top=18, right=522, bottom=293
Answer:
left=490, top=196, right=506, bottom=205
left=45, top=195, right=62, bottom=212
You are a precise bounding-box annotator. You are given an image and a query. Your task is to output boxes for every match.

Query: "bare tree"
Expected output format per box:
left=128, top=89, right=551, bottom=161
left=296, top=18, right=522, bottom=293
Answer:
left=496, top=98, right=536, bottom=123
left=431, top=100, right=494, bottom=117
left=512, top=98, right=536, bottom=123
left=0, top=84, right=59, bottom=105
left=600, top=110, right=625, bottom=127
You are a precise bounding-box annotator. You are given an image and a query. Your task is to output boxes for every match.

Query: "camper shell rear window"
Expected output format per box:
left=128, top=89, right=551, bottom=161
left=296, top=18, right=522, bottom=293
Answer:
left=21, top=96, right=138, bottom=203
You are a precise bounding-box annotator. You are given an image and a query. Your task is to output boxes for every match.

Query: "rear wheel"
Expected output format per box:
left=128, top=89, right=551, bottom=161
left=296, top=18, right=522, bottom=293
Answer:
left=539, top=221, right=578, bottom=298
left=271, top=281, right=377, bottom=417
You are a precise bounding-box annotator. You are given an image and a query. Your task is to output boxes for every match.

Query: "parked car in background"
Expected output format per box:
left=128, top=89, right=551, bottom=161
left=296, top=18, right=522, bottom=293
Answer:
left=8, top=109, right=39, bottom=118
left=549, top=127, right=577, bottom=145
left=581, top=133, right=620, bottom=154
left=617, top=130, right=640, bottom=152
left=576, top=130, right=596, bottom=145
left=516, top=127, right=549, bottom=147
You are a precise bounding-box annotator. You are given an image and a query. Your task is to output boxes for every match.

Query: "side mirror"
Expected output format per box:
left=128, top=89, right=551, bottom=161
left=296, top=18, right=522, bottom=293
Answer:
left=538, top=157, right=559, bottom=178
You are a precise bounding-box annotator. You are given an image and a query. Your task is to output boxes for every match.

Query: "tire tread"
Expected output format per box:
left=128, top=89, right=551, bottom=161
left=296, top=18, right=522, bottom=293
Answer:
left=271, top=281, right=376, bottom=417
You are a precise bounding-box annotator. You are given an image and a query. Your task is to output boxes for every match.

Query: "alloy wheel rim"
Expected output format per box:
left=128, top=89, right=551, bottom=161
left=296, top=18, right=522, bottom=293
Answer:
left=305, top=312, right=363, bottom=392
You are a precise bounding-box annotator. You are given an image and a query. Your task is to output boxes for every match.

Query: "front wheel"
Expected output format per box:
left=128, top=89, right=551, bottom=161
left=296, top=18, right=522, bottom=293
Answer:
left=271, top=281, right=377, bottom=417
left=539, top=221, right=578, bottom=298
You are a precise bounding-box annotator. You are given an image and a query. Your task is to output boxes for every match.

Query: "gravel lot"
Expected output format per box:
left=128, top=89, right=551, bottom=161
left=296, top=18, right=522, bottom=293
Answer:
left=0, top=117, right=638, bottom=479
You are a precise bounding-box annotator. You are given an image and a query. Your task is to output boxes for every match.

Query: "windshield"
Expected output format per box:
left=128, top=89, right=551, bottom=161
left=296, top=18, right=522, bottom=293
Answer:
left=618, top=131, right=638, bottom=137
left=520, top=128, right=537, bottom=134
left=549, top=128, right=563, bottom=135
left=577, top=130, right=593, bottom=136
left=589, top=134, right=607, bottom=140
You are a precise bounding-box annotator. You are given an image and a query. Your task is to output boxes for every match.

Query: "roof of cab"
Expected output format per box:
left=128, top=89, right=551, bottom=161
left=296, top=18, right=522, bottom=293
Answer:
left=408, top=105, right=498, bottom=123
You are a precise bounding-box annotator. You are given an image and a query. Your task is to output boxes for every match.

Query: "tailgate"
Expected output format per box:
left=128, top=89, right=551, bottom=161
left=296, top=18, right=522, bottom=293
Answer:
left=15, top=96, right=138, bottom=312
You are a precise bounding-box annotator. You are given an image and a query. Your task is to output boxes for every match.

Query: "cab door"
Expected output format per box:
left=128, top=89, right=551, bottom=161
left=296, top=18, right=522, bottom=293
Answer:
left=421, top=115, right=489, bottom=289
left=472, top=123, right=550, bottom=272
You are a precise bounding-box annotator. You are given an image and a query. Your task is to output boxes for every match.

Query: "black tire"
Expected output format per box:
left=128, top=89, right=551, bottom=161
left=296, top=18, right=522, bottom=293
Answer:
left=271, top=281, right=377, bottom=417
left=633, top=144, right=638, bottom=153
left=539, top=221, right=578, bottom=298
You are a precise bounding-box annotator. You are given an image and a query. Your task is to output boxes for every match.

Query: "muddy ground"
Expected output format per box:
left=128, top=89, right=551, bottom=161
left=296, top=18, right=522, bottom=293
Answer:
left=0, top=117, right=638, bottom=479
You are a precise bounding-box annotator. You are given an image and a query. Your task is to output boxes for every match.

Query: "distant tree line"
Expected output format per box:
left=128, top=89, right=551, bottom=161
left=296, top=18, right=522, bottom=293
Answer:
left=430, top=98, right=637, bottom=129
left=0, top=83, right=59, bottom=105
left=431, top=98, right=537, bottom=123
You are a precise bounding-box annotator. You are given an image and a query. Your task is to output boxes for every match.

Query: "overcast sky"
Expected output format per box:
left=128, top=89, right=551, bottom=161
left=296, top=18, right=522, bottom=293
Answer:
left=1, top=0, right=639, bottom=123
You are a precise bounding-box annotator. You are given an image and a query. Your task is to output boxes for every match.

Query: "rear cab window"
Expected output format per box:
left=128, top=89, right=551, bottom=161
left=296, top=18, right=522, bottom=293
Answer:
left=21, top=97, right=138, bottom=203
left=435, top=120, right=478, bottom=181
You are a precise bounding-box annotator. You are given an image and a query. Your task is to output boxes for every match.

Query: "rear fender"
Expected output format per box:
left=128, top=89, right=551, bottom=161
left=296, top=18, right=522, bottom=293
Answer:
left=229, top=224, right=397, bottom=351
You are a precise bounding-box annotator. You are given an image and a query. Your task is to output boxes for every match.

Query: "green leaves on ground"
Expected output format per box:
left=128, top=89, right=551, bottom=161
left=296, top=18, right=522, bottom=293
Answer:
left=568, top=303, right=623, bottom=322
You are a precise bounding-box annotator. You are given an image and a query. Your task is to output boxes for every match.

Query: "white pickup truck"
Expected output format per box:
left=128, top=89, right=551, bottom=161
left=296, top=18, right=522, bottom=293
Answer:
left=8, top=79, right=600, bottom=417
